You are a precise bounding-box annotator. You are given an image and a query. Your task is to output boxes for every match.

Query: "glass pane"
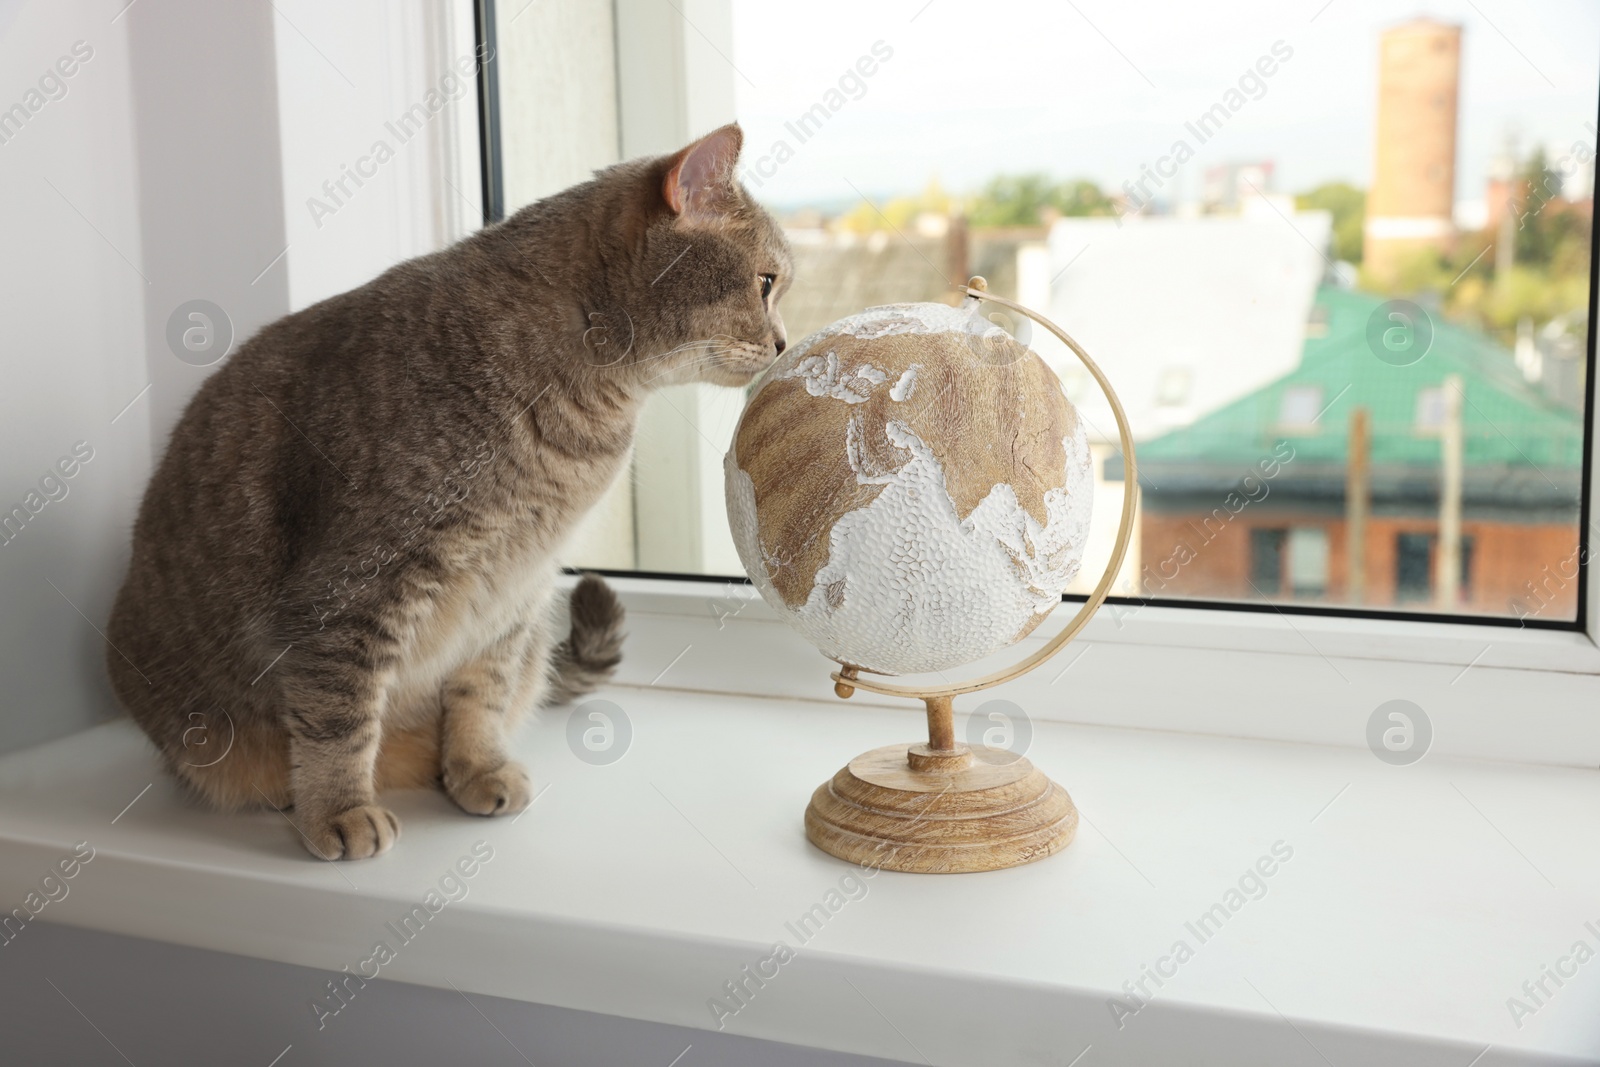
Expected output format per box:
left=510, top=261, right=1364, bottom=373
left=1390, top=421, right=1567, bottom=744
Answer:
left=717, top=0, right=1594, bottom=622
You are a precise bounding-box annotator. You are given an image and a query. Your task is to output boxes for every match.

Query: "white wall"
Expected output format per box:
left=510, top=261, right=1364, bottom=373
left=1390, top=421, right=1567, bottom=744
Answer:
left=0, top=0, right=288, bottom=753
left=0, top=0, right=481, bottom=755
left=127, top=0, right=295, bottom=453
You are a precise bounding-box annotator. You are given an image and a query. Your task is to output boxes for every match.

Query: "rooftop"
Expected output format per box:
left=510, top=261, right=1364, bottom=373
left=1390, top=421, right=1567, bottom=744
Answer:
left=1119, top=287, right=1584, bottom=509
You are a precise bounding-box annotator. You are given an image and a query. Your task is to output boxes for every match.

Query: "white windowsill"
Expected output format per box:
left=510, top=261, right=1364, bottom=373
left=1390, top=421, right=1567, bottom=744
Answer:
left=2, top=596, right=1598, bottom=1065
left=601, top=576, right=1600, bottom=769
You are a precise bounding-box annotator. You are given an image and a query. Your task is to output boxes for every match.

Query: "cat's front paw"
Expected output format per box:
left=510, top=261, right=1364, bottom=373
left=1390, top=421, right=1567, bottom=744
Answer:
left=444, top=761, right=532, bottom=816
left=298, top=804, right=401, bottom=861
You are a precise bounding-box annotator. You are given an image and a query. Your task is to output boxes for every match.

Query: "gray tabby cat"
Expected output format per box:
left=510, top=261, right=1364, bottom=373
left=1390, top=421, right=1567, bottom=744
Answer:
left=107, top=123, right=791, bottom=860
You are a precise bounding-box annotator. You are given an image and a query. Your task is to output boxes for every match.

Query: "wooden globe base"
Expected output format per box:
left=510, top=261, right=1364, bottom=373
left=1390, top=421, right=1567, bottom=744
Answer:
left=804, top=739, right=1078, bottom=874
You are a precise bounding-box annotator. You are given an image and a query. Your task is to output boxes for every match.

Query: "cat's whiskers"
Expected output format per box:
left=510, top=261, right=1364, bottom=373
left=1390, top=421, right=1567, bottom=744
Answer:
left=633, top=336, right=731, bottom=368
left=643, top=351, right=751, bottom=385
left=641, top=338, right=755, bottom=384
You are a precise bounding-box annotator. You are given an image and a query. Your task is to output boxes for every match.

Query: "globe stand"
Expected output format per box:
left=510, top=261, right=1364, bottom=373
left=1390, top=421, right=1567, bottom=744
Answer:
left=801, top=278, right=1138, bottom=875
left=804, top=690, right=1080, bottom=874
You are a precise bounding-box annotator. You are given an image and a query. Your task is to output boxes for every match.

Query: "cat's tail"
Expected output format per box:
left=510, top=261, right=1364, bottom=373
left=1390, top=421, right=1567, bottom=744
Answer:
left=544, top=573, right=626, bottom=705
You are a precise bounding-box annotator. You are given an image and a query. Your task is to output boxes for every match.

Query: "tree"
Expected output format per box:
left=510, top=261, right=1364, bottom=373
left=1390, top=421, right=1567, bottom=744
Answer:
left=1056, top=179, right=1117, bottom=218
left=966, top=174, right=1115, bottom=227
left=1295, top=182, right=1365, bottom=263
left=1432, top=149, right=1593, bottom=344
left=1512, top=147, right=1591, bottom=274
left=836, top=177, right=952, bottom=234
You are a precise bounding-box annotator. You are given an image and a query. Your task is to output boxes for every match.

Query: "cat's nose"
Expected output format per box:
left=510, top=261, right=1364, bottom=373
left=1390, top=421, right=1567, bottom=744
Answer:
left=773, top=337, right=786, bottom=355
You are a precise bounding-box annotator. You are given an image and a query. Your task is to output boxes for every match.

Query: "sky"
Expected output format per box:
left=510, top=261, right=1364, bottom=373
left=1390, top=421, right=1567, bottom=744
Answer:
left=729, top=0, right=1600, bottom=210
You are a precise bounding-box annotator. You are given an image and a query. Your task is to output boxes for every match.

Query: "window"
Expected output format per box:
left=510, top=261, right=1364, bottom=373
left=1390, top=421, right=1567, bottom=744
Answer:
left=1249, top=528, right=1287, bottom=594
left=1415, top=386, right=1446, bottom=429
left=1287, top=527, right=1329, bottom=599
left=491, top=0, right=1595, bottom=629
left=1396, top=533, right=1434, bottom=603
left=1395, top=531, right=1477, bottom=606
left=1277, top=386, right=1325, bottom=429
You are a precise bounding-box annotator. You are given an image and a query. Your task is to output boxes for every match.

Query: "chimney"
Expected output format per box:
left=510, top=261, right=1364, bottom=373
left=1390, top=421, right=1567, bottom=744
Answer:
left=1364, top=19, right=1462, bottom=281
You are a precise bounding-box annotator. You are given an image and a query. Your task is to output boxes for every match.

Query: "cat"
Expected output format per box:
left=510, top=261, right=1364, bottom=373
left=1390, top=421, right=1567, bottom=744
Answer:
left=106, top=123, right=791, bottom=860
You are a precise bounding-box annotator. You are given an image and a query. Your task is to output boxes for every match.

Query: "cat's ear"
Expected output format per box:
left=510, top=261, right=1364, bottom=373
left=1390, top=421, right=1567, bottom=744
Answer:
left=663, top=123, right=743, bottom=221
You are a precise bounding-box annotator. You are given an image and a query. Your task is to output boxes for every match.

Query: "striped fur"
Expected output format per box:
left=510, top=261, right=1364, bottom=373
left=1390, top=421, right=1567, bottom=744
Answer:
left=105, top=124, right=791, bottom=860
left=546, top=574, right=627, bottom=706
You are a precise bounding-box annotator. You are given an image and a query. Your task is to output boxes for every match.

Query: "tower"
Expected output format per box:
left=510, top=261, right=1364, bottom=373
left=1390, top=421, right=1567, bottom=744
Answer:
left=1364, top=19, right=1462, bottom=280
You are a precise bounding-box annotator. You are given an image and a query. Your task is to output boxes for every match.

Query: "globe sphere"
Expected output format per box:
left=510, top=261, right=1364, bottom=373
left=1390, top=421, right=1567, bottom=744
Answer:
left=725, top=301, right=1093, bottom=675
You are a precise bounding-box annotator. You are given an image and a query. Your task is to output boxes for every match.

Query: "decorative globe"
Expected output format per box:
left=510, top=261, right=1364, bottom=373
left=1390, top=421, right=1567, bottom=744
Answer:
left=725, top=300, right=1093, bottom=676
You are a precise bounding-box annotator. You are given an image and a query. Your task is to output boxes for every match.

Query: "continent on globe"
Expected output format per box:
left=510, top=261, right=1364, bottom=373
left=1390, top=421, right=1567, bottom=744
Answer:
left=725, top=300, right=1093, bottom=676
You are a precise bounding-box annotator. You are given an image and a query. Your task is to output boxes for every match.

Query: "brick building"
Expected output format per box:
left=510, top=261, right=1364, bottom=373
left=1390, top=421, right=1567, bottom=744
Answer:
left=1117, top=287, right=1584, bottom=620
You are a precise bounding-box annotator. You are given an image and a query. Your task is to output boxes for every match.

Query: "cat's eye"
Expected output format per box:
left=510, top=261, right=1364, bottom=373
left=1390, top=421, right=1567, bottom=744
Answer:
left=759, top=274, right=776, bottom=300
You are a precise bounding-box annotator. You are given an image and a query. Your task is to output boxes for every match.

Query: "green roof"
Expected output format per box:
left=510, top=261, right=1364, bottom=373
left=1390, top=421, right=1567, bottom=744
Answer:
left=1126, top=286, right=1584, bottom=507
